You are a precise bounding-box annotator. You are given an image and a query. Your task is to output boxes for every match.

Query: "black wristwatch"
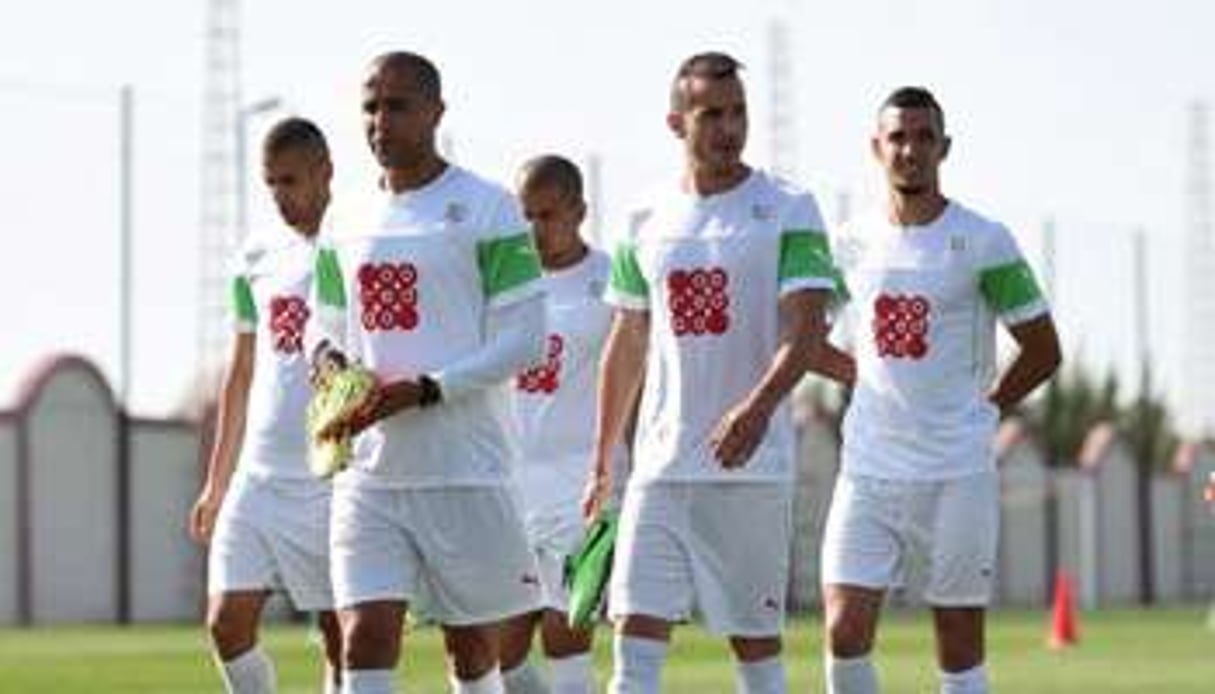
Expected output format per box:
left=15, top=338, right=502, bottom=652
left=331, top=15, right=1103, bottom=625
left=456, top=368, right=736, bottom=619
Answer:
left=417, top=374, right=443, bottom=408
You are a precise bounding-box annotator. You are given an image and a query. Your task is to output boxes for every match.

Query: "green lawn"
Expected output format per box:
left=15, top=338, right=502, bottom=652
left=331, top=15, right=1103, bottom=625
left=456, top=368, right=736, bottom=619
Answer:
left=0, top=609, right=1210, bottom=692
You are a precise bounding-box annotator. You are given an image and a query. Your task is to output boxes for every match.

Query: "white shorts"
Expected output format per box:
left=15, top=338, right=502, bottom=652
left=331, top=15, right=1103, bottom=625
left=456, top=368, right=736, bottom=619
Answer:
left=608, top=481, right=792, bottom=637
left=821, top=471, right=999, bottom=606
left=522, top=509, right=583, bottom=612
left=330, top=482, right=542, bottom=625
left=207, top=476, right=334, bottom=611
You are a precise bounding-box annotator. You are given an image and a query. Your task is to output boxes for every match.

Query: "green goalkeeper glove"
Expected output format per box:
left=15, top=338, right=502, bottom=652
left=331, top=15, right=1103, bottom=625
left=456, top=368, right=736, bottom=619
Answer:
left=306, top=361, right=378, bottom=479
left=563, top=508, right=619, bottom=631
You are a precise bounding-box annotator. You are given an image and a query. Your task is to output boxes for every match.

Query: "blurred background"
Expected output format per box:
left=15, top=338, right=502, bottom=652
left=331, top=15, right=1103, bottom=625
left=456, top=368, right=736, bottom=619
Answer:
left=0, top=1, right=1212, bottom=687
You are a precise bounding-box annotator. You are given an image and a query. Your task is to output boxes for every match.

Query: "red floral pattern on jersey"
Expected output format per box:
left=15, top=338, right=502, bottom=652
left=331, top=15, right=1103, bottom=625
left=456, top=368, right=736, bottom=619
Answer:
left=357, top=262, right=420, bottom=333
left=666, top=267, right=731, bottom=337
left=516, top=333, right=564, bottom=394
left=269, top=295, right=310, bottom=355
left=872, top=293, right=931, bottom=359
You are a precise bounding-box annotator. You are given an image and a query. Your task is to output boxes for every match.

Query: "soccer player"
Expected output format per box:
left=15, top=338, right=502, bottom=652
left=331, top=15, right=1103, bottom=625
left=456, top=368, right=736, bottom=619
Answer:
left=813, top=87, right=1062, bottom=694
left=309, top=51, right=546, bottom=694
left=188, top=116, right=341, bottom=693
left=500, top=155, right=621, bottom=694
left=583, top=52, right=836, bottom=694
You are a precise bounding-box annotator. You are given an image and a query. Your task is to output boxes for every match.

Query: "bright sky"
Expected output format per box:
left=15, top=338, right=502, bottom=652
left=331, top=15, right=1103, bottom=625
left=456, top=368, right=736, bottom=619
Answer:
left=1, top=0, right=1211, bottom=420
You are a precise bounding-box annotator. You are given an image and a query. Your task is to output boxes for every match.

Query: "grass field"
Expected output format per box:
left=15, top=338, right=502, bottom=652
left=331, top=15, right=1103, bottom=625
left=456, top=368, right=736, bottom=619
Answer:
left=0, top=609, right=1211, bottom=692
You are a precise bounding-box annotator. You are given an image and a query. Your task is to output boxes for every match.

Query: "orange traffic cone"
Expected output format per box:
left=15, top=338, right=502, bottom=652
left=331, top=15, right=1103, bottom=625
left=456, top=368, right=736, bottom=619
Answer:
left=1047, top=570, right=1079, bottom=649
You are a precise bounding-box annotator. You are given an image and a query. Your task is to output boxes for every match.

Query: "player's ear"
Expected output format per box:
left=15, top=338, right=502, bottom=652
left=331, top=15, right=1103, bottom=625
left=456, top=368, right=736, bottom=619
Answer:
left=666, top=111, right=686, bottom=139
left=941, top=135, right=952, bottom=161
left=869, top=134, right=882, bottom=161
left=429, top=98, right=446, bottom=129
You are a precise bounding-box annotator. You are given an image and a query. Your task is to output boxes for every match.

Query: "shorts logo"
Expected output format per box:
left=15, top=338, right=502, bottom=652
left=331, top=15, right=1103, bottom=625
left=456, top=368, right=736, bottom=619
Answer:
left=358, top=261, right=420, bottom=332
left=873, top=293, right=930, bottom=359
left=762, top=597, right=780, bottom=611
left=269, top=295, right=310, bottom=355
left=517, top=333, right=564, bottom=394
left=521, top=573, right=541, bottom=586
left=666, top=267, right=731, bottom=337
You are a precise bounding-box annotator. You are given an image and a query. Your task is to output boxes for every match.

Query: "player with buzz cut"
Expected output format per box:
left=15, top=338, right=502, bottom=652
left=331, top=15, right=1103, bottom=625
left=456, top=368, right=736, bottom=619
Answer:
left=499, top=154, right=625, bottom=694
left=188, top=116, right=343, bottom=694
left=811, top=86, right=1062, bottom=694
left=308, top=50, right=546, bottom=694
left=582, top=51, right=836, bottom=694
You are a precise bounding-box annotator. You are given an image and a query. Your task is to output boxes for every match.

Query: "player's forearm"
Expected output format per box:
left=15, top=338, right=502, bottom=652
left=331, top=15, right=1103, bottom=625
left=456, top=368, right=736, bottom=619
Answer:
left=203, top=358, right=252, bottom=493
left=807, top=342, right=856, bottom=387
left=989, top=315, right=1062, bottom=415
left=989, top=350, right=1061, bottom=414
left=435, top=294, right=546, bottom=401
left=744, top=289, right=831, bottom=415
left=593, top=312, right=648, bottom=476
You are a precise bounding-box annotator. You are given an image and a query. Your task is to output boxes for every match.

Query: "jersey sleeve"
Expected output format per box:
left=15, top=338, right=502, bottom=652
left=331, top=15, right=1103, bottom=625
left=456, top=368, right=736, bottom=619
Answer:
left=307, top=242, right=350, bottom=356
left=606, top=239, right=650, bottom=311
left=476, top=193, right=544, bottom=310
left=777, top=193, right=839, bottom=297
left=227, top=247, right=258, bottom=334
left=978, top=224, right=1049, bottom=326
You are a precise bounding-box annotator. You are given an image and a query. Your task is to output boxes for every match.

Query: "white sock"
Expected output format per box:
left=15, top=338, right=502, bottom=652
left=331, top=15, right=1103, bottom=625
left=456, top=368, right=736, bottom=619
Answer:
left=341, top=669, right=395, bottom=694
left=826, top=654, right=878, bottom=694
left=548, top=652, right=594, bottom=694
left=453, top=667, right=505, bottom=693
left=325, top=664, right=340, bottom=694
left=940, top=664, right=988, bottom=694
left=736, top=656, right=785, bottom=694
left=219, top=646, right=276, bottom=694
left=502, top=660, right=550, bottom=694
left=608, top=635, right=667, bottom=694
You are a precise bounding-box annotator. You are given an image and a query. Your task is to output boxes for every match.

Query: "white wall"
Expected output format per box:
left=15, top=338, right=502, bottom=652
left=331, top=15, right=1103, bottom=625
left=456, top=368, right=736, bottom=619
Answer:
left=128, top=423, right=204, bottom=621
left=27, top=365, right=119, bottom=623
left=1151, top=476, right=1184, bottom=603
left=997, top=440, right=1049, bottom=606
left=0, top=421, right=17, bottom=624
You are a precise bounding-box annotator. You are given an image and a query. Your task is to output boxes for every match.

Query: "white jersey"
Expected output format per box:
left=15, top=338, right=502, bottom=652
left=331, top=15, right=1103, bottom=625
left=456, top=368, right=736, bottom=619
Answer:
left=512, top=249, right=616, bottom=515
left=833, top=201, right=1050, bottom=480
left=607, top=170, right=836, bottom=484
left=313, top=166, right=544, bottom=488
left=229, top=231, right=319, bottom=482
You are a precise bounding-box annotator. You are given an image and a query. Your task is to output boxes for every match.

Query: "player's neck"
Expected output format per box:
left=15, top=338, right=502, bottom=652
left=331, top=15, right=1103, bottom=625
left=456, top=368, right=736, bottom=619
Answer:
left=543, top=241, right=589, bottom=272
left=383, top=154, right=448, bottom=194
left=684, top=161, right=750, bottom=197
left=886, top=189, right=948, bottom=227
left=292, top=195, right=329, bottom=239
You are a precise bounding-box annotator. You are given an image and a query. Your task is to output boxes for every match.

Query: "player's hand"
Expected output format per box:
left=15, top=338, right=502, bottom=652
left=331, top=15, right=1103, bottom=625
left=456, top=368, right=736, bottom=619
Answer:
left=710, top=398, right=773, bottom=469
left=188, top=487, right=224, bottom=545
left=581, top=466, right=612, bottom=521
left=316, top=379, right=423, bottom=441
left=315, top=383, right=386, bottom=441
left=1205, top=472, right=1215, bottom=509
left=308, top=341, right=349, bottom=388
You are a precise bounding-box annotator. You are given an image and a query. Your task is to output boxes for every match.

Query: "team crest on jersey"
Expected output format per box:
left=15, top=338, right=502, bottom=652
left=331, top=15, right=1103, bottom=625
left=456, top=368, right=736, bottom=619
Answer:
left=667, top=267, right=731, bottom=337
left=358, top=261, right=421, bottom=332
left=751, top=203, right=775, bottom=221
left=444, top=201, right=467, bottom=224
left=588, top=279, right=606, bottom=299
left=949, top=235, right=967, bottom=252
left=269, top=295, right=310, bottom=355
left=872, top=293, right=931, bottom=359
left=517, top=333, right=564, bottom=394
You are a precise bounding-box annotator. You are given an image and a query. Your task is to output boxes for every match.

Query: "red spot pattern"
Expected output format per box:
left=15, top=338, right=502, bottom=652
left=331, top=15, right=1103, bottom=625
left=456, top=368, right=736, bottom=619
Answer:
left=517, top=333, right=564, bottom=394
left=667, top=267, right=730, bottom=337
left=872, top=293, right=931, bottom=359
left=269, top=295, right=310, bottom=355
left=357, top=262, right=420, bottom=333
